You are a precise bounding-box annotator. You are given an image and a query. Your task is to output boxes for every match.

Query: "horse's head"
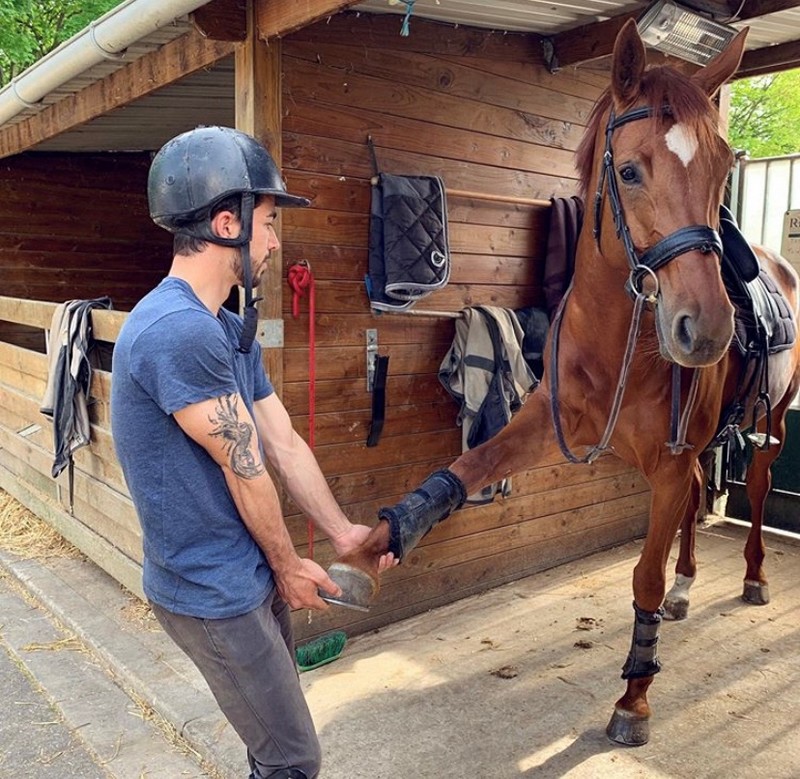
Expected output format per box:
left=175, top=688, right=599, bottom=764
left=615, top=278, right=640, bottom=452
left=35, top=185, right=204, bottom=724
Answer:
left=577, top=20, right=748, bottom=367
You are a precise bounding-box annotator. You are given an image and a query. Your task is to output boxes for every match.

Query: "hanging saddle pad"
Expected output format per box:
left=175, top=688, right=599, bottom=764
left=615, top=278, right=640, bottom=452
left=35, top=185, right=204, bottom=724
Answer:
left=366, top=173, right=450, bottom=312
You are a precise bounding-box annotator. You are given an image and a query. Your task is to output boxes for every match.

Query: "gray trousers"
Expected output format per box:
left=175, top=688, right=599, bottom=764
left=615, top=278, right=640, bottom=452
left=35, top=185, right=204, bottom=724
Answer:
left=150, top=590, right=321, bottom=778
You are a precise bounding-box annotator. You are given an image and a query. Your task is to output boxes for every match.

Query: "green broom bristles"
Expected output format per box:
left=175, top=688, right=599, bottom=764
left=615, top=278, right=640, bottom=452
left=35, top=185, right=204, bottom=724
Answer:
left=296, top=630, right=347, bottom=672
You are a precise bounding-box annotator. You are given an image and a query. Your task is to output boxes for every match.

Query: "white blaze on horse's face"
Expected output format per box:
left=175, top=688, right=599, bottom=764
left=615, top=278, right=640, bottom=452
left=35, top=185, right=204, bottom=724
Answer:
left=664, top=123, right=699, bottom=168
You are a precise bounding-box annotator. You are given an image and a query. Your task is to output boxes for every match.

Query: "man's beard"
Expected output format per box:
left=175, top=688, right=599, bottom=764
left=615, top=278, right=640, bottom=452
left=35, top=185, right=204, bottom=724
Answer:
left=231, top=248, right=265, bottom=288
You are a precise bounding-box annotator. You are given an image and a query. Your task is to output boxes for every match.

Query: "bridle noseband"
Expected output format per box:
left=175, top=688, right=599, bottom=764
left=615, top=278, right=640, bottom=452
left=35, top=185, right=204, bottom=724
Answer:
left=594, top=106, right=723, bottom=298
left=550, top=104, right=724, bottom=464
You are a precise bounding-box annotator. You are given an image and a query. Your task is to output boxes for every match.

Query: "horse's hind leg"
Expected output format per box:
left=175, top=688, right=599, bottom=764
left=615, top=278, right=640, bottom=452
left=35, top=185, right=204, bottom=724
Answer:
left=663, top=459, right=704, bottom=620
left=742, top=388, right=795, bottom=604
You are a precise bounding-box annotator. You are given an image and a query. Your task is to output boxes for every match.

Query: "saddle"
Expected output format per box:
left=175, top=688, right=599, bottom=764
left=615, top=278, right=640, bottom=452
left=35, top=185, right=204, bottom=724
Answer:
left=720, top=205, right=797, bottom=356
left=711, top=208, right=797, bottom=452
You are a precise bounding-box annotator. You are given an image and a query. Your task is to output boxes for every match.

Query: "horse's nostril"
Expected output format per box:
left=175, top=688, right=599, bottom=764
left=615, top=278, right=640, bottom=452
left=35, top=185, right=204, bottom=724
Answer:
left=674, top=314, right=695, bottom=352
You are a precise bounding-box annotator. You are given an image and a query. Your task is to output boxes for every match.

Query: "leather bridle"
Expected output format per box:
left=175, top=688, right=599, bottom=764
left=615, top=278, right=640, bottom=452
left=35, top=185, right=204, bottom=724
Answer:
left=550, top=104, right=723, bottom=463
left=594, top=105, right=723, bottom=298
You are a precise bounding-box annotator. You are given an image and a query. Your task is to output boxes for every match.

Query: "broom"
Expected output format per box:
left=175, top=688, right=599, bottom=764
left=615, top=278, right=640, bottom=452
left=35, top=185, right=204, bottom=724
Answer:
left=288, top=263, right=347, bottom=672
left=296, top=630, right=348, bottom=673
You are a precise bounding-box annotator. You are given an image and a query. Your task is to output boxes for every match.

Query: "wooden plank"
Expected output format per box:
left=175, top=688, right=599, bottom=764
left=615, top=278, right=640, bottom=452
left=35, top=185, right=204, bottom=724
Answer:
left=289, top=10, right=541, bottom=63
left=0, top=296, right=55, bottom=330
left=281, top=171, right=552, bottom=232
left=739, top=38, right=800, bottom=78
left=0, top=381, right=124, bottom=489
left=256, top=0, right=362, bottom=40
left=0, top=466, right=144, bottom=600
left=285, top=452, right=638, bottom=521
left=283, top=372, right=449, bottom=415
left=192, top=0, right=247, bottom=41
left=290, top=403, right=456, bottom=447
left=1, top=363, right=47, bottom=400
left=281, top=277, right=537, bottom=316
left=311, top=428, right=461, bottom=478
left=0, top=341, right=48, bottom=383
left=283, top=56, right=584, bottom=152
left=0, top=295, right=127, bottom=343
left=0, top=29, right=237, bottom=159
left=283, top=40, right=596, bottom=126
left=284, top=342, right=446, bottom=383
left=283, top=134, right=577, bottom=202
left=282, top=97, right=578, bottom=180
left=283, top=309, right=454, bottom=349
left=0, top=432, right=141, bottom=561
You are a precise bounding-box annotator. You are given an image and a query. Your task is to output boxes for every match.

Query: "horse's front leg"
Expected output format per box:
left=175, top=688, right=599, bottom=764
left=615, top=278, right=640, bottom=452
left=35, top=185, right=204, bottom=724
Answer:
left=327, top=390, right=559, bottom=609
left=607, top=460, right=694, bottom=746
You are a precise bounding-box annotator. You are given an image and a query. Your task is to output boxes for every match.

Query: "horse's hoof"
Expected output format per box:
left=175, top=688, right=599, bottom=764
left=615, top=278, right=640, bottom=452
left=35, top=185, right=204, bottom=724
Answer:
left=606, top=707, right=650, bottom=746
left=320, top=562, right=379, bottom=612
left=742, top=580, right=770, bottom=606
left=662, top=596, right=689, bottom=621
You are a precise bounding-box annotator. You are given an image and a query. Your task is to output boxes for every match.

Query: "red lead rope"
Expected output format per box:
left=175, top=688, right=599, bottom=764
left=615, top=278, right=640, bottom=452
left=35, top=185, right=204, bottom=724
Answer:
left=287, top=261, right=316, bottom=559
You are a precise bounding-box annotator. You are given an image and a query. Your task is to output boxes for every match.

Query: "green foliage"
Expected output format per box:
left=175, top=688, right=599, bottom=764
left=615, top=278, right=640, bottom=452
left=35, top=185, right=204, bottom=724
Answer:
left=729, top=69, right=800, bottom=158
left=0, top=0, right=120, bottom=87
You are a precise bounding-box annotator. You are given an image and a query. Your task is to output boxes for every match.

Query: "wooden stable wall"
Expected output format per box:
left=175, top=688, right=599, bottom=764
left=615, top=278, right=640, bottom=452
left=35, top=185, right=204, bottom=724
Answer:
left=0, top=11, right=651, bottom=642
left=0, top=152, right=171, bottom=349
left=274, top=13, right=651, bottom=637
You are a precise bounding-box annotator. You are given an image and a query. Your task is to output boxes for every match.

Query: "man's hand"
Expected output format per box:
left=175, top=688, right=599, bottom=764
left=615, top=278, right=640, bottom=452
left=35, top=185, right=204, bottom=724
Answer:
left=330, top=523, right=397, bottom=573
left=273, top=557, right=343, bottom=610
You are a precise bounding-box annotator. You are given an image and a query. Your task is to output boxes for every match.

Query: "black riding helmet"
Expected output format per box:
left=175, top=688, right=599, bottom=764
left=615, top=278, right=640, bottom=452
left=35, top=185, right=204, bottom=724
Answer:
left=147, top=126, right=310, bottom=352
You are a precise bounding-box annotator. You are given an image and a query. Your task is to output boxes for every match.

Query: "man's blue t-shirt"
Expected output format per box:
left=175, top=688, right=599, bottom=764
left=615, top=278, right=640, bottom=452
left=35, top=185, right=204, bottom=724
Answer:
left=111, top=277, right=275, bottom=618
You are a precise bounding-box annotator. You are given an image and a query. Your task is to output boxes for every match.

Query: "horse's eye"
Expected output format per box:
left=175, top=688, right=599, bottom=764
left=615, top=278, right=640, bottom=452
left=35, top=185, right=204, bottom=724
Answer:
left=619, top=165, right=640, bottom=184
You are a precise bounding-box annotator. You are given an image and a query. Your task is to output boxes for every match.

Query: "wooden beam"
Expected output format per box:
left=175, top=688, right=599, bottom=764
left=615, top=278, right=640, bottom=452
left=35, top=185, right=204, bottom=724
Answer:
left=236, top=0, right=284, bottom=393
left=0, top=28, right=236, bottom=160
left=543, top=13, right=635, bottom=72
left=192, top=0, right=247, bottom=41
left=256, top=0, right=362, bottom=40
left=738, top=38, right=800, bottom=78
left=545, top=0, right=800, bottom=71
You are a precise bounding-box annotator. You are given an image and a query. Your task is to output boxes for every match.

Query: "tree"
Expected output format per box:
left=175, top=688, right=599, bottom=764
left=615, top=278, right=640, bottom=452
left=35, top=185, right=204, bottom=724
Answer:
left=728, top=69, right=800, bottom=158
left=0, top=0, right=120, bottom=87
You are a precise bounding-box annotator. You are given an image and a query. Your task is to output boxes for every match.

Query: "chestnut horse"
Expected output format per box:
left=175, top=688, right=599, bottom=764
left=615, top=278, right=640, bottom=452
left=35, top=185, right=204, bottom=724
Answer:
left=328, top=21, right=800, bottom=745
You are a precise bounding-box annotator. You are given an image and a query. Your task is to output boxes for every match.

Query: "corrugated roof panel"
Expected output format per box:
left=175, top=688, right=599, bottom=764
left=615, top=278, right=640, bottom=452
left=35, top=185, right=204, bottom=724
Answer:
left=354, top=0, right=641, bottom=32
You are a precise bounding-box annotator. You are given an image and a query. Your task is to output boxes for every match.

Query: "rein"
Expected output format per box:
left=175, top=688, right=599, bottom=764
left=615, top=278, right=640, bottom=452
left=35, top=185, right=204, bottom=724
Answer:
left=550, top=103, right=722, bottom=463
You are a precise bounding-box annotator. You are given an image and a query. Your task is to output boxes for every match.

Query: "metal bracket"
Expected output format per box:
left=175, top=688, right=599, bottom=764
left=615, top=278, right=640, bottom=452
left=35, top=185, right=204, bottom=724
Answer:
left=256, top=319, right=284, bottom=348
left=542, top=37, right=560, bottom=74
left=366, top=328, right=378, bottom=391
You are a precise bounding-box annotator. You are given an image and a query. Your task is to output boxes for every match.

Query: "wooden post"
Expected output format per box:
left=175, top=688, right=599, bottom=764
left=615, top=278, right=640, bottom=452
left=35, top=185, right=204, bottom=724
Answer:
left=235, top=0, right=284, bottom=393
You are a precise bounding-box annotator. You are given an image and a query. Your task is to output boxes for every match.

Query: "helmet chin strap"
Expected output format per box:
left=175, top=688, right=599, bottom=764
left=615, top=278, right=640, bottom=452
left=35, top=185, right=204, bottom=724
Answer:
left=235, top=193, right=262, bottom=353
left=175, top=192, right=261, bottom=353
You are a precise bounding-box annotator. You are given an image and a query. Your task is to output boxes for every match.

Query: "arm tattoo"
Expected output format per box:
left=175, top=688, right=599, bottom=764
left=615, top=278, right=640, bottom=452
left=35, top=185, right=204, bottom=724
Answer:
left=208, top=394, right=265, bottom=479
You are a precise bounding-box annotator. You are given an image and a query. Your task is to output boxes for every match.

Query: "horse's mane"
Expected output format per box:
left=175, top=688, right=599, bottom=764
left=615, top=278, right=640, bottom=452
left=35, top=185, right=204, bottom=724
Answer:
left=575, top=66, right=724, bottom=200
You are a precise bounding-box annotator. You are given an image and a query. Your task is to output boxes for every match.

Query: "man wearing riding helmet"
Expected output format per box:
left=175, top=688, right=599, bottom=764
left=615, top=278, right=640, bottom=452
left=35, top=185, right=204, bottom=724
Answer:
left=111, top=126, right=394, bottom=779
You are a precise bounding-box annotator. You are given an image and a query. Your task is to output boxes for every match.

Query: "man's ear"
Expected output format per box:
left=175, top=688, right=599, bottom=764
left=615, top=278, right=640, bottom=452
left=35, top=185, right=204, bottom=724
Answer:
left=209, top=209, right=241, bottom=240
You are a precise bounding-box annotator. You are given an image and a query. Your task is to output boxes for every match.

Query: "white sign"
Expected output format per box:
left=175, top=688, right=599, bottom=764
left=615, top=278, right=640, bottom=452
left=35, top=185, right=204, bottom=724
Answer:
left=781, top=209, right=800, bottom=277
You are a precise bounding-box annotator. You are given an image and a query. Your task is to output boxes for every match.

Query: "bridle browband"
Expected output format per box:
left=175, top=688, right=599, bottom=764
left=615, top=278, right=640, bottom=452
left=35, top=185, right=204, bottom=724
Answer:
left=550, top=103, right=724, bottom=464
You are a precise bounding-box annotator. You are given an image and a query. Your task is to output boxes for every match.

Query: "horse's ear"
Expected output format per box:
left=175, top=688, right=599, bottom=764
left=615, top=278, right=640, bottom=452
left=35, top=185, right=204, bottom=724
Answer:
left=690, top=28, right=748, bottom=97
left=611, top=19, right=647, bottom=108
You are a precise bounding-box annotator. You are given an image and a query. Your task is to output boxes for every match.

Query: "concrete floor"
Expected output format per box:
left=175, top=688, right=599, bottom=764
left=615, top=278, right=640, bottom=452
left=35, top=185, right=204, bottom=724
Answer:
left=304, top=521, right=800, bottom=779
